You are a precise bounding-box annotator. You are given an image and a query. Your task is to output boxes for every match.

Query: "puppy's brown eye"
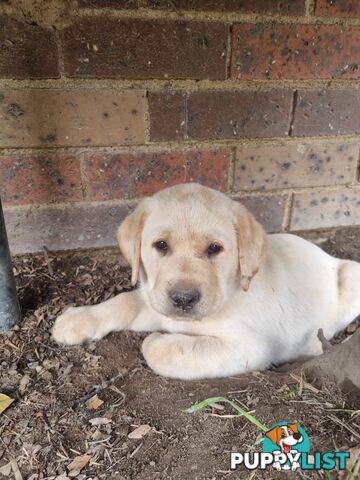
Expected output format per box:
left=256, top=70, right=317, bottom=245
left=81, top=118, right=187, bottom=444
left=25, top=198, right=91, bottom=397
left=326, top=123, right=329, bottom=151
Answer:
left=207, top=243, right=223, bottom=257
left=153, top=240, right=168, bottom=253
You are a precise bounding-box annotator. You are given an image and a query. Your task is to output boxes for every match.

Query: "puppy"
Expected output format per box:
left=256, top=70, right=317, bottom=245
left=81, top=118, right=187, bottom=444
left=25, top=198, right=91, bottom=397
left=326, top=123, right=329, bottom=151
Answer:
left=53, top=183, right=360, bottom=380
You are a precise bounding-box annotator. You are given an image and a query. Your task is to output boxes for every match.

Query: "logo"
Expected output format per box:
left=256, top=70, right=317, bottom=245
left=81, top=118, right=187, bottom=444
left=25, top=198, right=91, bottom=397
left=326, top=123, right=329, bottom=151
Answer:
left=230, top=421, right=350, bottom=472
left=262, top=422, right=310, bottom=471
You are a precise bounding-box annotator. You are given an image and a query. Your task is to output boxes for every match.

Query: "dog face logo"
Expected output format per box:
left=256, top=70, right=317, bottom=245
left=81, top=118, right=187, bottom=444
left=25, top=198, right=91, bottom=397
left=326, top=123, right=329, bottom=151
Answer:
left=265, top=423, right=303, bottom=454
left=263, top=422, right=310, bottom=471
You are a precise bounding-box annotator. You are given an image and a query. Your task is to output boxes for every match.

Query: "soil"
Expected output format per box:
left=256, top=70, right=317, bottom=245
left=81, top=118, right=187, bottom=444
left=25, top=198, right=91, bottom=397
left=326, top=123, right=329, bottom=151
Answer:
left=0, top=226, right=359, bottom=480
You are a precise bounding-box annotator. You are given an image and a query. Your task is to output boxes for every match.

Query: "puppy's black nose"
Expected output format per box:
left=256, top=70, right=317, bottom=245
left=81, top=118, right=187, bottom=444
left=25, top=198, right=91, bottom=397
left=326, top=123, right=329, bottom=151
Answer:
left=169, top=289, right=200, bottom=310
left=293, top=432, right=301, bottom=440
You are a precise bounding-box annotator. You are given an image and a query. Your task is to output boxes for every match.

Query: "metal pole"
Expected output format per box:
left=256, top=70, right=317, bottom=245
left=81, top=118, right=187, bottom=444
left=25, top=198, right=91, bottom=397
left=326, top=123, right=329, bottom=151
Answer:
left=0, top=198, right=21, bottom=331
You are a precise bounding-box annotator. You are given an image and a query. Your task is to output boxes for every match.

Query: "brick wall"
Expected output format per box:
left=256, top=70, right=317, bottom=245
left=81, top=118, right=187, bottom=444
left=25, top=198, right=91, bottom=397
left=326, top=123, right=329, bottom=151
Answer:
left=1, top=0, right=360, bottom=253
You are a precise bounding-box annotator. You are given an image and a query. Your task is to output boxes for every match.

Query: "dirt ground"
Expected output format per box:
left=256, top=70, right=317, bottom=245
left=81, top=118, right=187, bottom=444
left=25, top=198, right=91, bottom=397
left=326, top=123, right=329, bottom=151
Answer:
left=0, top=227, right=359, bottom=480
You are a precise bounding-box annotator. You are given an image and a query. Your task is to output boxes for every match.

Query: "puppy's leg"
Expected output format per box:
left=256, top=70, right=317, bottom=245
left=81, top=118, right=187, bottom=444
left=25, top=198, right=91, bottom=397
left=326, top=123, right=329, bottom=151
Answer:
left=336, top=260, right=360, bottom=331
left=142, top=333, right=242, bottom=380
left=53, top=291, right=161, bottom=345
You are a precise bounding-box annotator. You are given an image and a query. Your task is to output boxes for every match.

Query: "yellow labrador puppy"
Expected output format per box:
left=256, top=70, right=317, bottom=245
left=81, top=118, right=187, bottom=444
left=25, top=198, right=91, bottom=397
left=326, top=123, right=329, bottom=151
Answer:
left=53, top=183, right=360, bottom=380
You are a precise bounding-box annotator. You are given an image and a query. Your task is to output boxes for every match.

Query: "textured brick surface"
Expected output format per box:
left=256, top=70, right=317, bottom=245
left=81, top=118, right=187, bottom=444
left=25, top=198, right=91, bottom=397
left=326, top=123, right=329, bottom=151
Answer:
left=0, top=90, right=145, bottom=147
left=149, top=92, right=186, bottom=142
left=0, top=16, right=59, bottom=79
left=0, top=155, right=82, bottom=206
left=78, top=0, right=137, bottom=7
left=234, top=142, right=358, bottom=191
left=234, top=195, right=287, bottom=232
left=4, top=203, right=134, bottom=254
left=63, top=18, right=228, bottom=80
left=86, top=149, right=230, bottom=200
left=149, top=90, right=291, bottom=140
left=292, top=90, right=360, bottom=137
left=186, top=90, right=292, bottom=140
left=291, top=188, right=360, bottom=230
left=232, top=23, right=360, bottom=80
left=316, top=0, right=360, bottom=18
left=146, top=0, right=305, bottom=14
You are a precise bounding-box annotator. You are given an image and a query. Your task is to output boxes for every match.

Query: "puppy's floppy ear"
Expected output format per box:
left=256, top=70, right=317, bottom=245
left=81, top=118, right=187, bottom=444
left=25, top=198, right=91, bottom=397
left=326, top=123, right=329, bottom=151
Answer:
left=265, top=426, right=282, bottom=445
left=117, top=205, right=147, bottom=286
left=233, top=203, right=267, bottom=291
left=287, top=423, right=299, bottom=434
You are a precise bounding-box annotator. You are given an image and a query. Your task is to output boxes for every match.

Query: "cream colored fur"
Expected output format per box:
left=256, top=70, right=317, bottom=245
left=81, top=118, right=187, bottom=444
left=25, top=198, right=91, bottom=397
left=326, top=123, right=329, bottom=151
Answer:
left=53, top=183, right=360, bottom=380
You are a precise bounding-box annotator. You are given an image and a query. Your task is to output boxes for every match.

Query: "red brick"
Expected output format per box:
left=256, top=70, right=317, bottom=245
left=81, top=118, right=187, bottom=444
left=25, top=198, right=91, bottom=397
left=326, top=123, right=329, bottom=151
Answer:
left=146, top=0, right=305, bottom=14
left=234, top=142, right=358, bottom=191
left=150, top=90, right=291, bottom=141
left=186, top=90, right=291, bottom=140
left=62, top=18, right=228, bottom=80
left=0, top=155, right=82, bottom=206
left=291, top=188, right=360, bottom=230
left=232, top=24, right=360, bottom=80
left=148, top=91, right=186, bottom=142
left=292, top=90, right=360, bottom=137
left=4, top=202, right=134, bottom=254
left=85, top=149, right=230, bottom=200
left=78, top=0, right=137, bottom=7
left=0, top=16, right=59, bottom=79
left=315, top=0, right=360, bottom=18
left=233, top=195, right=287, bottom=232
left=0, top=90, right=145, bottom=147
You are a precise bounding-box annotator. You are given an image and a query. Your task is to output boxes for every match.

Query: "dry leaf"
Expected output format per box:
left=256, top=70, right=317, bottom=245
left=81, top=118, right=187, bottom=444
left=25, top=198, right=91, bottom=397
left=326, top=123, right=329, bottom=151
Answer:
left=11, top=459, right=23, bottom=480
left=0, top=393, right=14, bottom=415
left=89, top=417, right=111, bottom=426
left=128, top=424, right=151, bottom=439
left=86, top=395, right=104, bottom=410
left=0, top=462, right=12, bottom=476
left=67, top=454, right=90, bottom=477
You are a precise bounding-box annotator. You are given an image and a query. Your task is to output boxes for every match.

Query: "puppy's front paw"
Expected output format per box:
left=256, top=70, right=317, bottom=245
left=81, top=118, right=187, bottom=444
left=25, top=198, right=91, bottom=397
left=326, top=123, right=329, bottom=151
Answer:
left=52, top=306, right=98, bottom=345
left=141, top=333, right=187, bottom=378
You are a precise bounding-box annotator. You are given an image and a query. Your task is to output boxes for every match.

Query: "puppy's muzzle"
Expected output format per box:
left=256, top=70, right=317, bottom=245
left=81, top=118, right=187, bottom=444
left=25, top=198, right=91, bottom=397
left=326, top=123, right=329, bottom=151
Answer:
left=169, top=289, right=201, bottom=312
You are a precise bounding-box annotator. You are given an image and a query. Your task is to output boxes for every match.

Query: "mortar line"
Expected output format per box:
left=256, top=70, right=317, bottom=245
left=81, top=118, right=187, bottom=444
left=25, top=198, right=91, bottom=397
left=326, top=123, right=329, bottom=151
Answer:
left=356, top=146, right=360, bottom=183
left=55, top=30, right=65, bottom=78
left=225, top=23, right=233, bottom=80
left=0, top=134, right=359, bottom=156
left=3, top=184, right=360, bottom=213
left=287, top=90, right=298, bottom=137
left=144, top=90, right=151, bottom=143
left=79, top=152, right=89, bottom=201
left=184, top=91, right=189, bottom=140
left=76, top=7, right=360, bottom=27
left=306, top=0, right=316, bottom=17
left=282, top=193, right=294, bottom=231
left=4, top=78, right=360, bottom=91
left=227, top=146, right=237, bottom=193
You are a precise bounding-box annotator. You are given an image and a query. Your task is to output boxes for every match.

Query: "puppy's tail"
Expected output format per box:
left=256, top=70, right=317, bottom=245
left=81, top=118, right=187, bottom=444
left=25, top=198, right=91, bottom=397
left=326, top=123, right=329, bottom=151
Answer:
left=336, top=259, right=360, bottom=331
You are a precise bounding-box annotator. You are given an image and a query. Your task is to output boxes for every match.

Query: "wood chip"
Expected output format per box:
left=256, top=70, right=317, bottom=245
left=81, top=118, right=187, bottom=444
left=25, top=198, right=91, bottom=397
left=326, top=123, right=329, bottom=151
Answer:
left=67, top=454, right=91, bottom=477
left=11, top=460, right=23, bottom=480
left=128, top=424, right=151, bottom=439
left=86, top=395, right=104, bottom=410
left=89, top=417, right=112, bottom=426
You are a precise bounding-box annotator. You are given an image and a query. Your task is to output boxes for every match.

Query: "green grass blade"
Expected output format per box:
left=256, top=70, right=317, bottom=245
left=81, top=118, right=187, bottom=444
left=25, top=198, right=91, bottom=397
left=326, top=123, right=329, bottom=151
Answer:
left=182, top=396, right=268, bottom=433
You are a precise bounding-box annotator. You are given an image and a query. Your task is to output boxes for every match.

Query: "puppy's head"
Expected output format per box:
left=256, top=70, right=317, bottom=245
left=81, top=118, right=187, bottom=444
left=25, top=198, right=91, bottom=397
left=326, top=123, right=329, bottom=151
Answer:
left=117, top=183, right=266, bottom=319
left=265, top=424, right=303, bottom=451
